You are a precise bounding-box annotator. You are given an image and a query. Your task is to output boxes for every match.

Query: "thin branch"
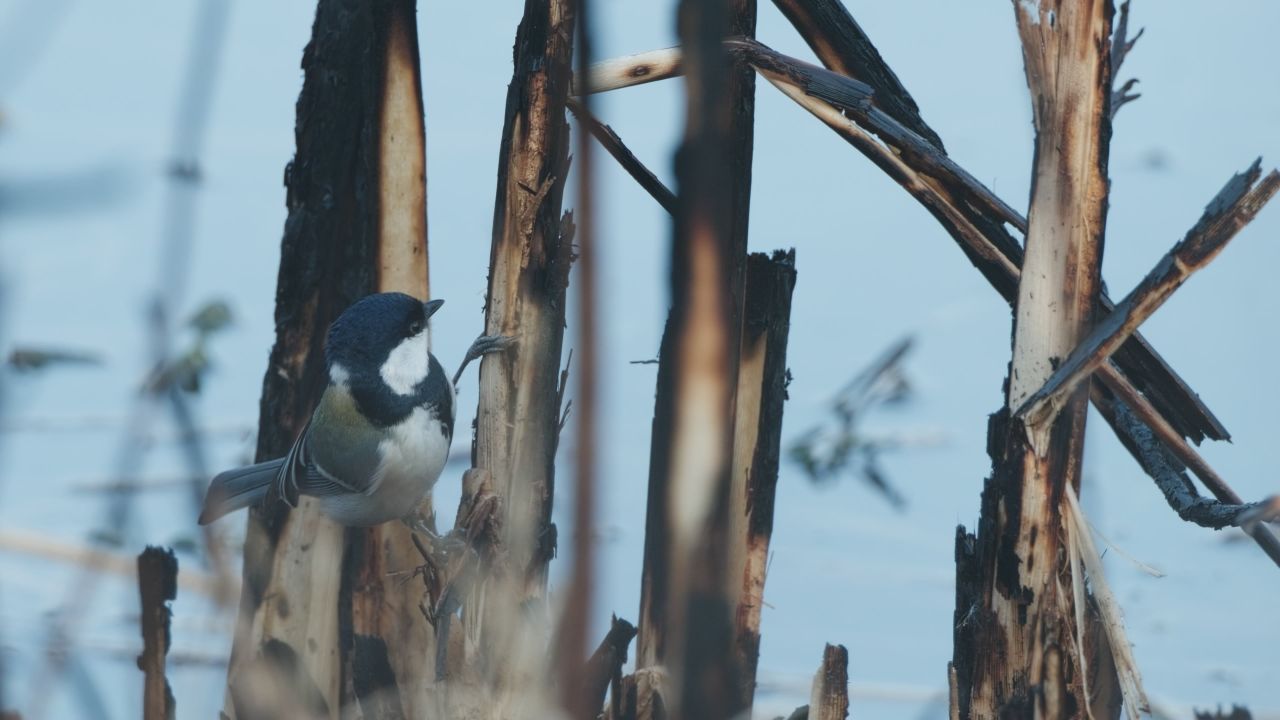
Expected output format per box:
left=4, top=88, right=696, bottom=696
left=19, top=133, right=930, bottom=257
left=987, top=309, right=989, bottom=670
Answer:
left=567, top=98, right=676, bottom=215
left=571, top=47, right=682, bottom=96
left=1019, top=161, right=1280, bottom=427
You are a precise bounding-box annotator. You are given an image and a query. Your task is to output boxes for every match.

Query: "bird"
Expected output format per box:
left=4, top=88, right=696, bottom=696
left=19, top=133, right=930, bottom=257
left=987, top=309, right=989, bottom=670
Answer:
left=198, top=292, right=504, bottom=528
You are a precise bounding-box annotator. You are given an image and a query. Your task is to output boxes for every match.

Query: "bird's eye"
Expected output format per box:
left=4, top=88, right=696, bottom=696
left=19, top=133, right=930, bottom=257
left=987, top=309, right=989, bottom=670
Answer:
left=408, top=320, right=423, bottom=336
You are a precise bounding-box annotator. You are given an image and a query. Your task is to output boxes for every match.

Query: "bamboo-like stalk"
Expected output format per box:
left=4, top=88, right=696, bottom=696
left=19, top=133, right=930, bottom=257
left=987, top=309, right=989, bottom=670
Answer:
left=724, top=250, right=797, bottom=712
left=224, top=1, right=433, bottom=716
left=957, top=3, right=1116, bottom=716
left=465, top=0, right=576, bottom=711
left=634, top=0, right=755, bottom=716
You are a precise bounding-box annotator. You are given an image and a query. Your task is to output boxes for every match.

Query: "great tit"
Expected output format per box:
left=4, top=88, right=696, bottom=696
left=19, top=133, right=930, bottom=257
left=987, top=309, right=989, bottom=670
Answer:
left=199, top=292, right=458, bottom=527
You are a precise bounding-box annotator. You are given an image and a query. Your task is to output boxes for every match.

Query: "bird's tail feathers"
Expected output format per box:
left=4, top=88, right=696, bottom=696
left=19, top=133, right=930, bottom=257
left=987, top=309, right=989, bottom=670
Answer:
left=198, top=459, right=285, bottom=525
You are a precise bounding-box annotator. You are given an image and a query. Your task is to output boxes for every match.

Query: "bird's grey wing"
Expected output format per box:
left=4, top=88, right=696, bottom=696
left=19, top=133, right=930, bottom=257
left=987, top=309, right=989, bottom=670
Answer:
left=289, top=385, right=388, bottom=498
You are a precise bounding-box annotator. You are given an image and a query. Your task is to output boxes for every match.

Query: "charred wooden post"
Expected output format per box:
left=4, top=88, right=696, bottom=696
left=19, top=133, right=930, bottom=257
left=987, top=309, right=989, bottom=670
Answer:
left=225, top=0, right=432, bottom=716
left=137, top=547, right=177, bottom=720
left=725, top=249, right=797, bottom=711
left=465, top=0, right=576, bottom=705
left=954, top=2, right=1115, bottom=717
left=634, top=0, right=755, bottom=716
left=809, top=644, right=849, bottom=720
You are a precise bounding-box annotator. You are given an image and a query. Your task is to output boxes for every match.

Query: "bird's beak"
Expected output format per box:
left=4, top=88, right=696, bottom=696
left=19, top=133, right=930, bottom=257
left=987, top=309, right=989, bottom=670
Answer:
left=424, top=299, right=445, bottom=318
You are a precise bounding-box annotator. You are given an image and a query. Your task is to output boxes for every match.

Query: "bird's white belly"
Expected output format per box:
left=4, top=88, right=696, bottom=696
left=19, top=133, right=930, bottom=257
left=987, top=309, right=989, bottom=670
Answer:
left=320, top=406, right=451, bottom=526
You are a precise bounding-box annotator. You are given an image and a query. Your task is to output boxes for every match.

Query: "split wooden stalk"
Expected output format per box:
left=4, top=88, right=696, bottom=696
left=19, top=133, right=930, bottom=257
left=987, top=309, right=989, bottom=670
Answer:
left=1019, top=162, right=1280, bottom=429
left=725, top=250, right=797, bottom=712
left=634, top=0, right=755, bottom=717
left=809, top=644, right=850, bottom=720
left=959, top=2, right=1115, bottom=717
left=225, top=1, right=432, bottom=716
left=467, top=0, right=576, bottom=709
left=580, top=36, right=1280, bottom=566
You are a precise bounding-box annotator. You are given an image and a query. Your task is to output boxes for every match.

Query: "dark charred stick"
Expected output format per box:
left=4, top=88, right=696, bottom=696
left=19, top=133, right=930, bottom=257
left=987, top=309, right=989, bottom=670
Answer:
left=1093, top=389, right=1276, bottom=532
left=1019, top=163, right=1280, bottom=428
left=567, top=99, right=677, bottom=215
left=772, top=0, right=943, bottom=151
left=581, top=616, right=638, bottom=717
left=138, top=547, right=177, bottom=720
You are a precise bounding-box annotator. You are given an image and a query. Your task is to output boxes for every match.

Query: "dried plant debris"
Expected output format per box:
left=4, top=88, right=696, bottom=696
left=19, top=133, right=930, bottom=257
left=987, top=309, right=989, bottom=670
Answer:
left=787, top=336, right=920, bottom=509
left=7, top=346, right=102, bottom=371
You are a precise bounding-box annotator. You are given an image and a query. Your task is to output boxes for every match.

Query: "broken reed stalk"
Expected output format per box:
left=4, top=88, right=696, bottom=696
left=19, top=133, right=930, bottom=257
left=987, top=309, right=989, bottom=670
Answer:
left=467, top=0, right=576, bottom=708
left=558, top=0, right=598, bottom=715
left=225, top=0, right=433, bottom=716
left=1019, top=162, right=1280, bottom=429
left=579, top=35, right=1280, bottom=566
left=634, top=0, right=755, bottom=716
left=138, top=547, right=178, bottom=720
left=725, top=250, right=797, bottom=712
left=577, top=36, right=1226, bottom=447
left=956, top=3, right=1116, bottom=716
left=808, top=644, right=850, bottom=720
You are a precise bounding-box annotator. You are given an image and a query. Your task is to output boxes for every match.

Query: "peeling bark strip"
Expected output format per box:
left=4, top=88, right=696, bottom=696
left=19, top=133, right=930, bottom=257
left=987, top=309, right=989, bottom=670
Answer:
left=226, top=1, right=430, bottom=717
left=469, top=0, right=575, bottom=697
left=726, top=249, right=797, bottom=712
left=956, top=2, right=1116, bottom=718
left=138, top=547, right=177, bottom=720
left=1019, top=162, right=1280, bottom=428
left=635, top=0, right=755, bottom=717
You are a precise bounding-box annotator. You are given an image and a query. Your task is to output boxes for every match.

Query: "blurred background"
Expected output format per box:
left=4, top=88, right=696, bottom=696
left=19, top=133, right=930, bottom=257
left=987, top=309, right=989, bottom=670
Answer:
left=0, top=0, right=1277, bottom=718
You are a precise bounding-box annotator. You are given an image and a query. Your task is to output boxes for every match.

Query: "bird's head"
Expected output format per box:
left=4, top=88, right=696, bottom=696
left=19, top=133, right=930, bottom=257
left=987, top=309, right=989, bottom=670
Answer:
left=324, top=292, right=443, bottom=396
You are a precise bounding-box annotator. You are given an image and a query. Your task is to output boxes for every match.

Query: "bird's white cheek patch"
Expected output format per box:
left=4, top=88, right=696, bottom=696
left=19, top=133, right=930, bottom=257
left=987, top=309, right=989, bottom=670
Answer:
left=381, top=332, right=429, bottom=396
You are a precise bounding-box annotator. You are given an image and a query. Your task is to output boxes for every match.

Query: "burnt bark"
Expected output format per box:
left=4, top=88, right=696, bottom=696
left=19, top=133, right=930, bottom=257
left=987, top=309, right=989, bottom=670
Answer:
left=634, top=0, right=755, bottom=717
left=226, top=0, right=431, bottom=715
left=770, top=0, right=1227, bottom=447
left=956, top=2, right=1116, bottom=717
left=725, top=250, right=797, bottom=712
left=137, top=547, right=177, bottom=720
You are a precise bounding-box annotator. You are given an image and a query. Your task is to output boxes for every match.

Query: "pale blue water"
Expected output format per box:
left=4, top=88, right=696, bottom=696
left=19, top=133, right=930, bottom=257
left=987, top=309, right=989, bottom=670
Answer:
left=0, top=1, right=1277, bottom=718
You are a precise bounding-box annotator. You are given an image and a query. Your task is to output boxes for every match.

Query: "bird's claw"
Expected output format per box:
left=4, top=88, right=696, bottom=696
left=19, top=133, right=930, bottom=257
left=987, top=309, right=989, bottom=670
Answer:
left=452, top=334, right=517, bottom=386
